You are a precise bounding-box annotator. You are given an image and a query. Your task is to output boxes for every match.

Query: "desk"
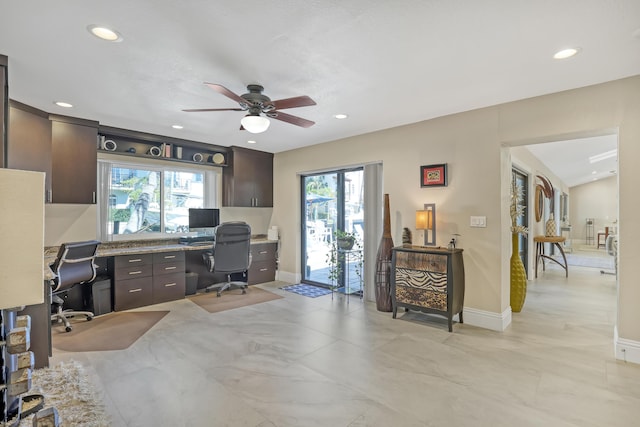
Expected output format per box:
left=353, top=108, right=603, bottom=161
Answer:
left=534, top=236, right=567, bottom=278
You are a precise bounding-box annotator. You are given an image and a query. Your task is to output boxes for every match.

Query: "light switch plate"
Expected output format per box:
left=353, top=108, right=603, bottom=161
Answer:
left=470, top=216, right=487, bottom=227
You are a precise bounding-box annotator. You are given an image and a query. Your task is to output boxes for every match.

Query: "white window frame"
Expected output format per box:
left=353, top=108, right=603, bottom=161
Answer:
left=97, top=153, right=219, bottom=241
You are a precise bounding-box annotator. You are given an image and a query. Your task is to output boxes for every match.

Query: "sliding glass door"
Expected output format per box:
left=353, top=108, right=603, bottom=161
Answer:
left=301, top=168, right=364, bottom=290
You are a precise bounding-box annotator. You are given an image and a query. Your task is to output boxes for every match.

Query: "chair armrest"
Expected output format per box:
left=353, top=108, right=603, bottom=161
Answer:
left=202, top=251, right=215, bottom=272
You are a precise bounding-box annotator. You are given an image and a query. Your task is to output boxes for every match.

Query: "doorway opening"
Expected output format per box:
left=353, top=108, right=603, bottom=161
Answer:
left=301, top=168, right=364, bottom=292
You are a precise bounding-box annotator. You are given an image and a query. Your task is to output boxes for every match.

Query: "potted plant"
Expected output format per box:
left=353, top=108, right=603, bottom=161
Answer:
left=109, top=208, right=131, bottom=234
left=326, top=230, right=364, bottom=292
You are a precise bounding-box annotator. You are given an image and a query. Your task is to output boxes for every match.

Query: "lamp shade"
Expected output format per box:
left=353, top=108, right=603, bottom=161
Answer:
left=415, top=210, right=433, bottom=230
left=241, top=115, right=270, bottom=133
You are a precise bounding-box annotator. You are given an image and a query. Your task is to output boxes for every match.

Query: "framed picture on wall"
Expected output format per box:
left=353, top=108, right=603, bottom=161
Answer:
left=420, top=163, right=448, bottom=187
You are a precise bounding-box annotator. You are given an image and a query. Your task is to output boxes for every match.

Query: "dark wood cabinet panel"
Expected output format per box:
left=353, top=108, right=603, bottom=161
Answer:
left=249, top=242, right=277, bottom=284
left=7, top=102, right=52, bottom=198
left=152, top=272, right=185, bottom=304
left=51, top=119, right=97, bottom=204
left=0, top=55, right=7, bottom=168
left=223, top=146, right=273, bottom=207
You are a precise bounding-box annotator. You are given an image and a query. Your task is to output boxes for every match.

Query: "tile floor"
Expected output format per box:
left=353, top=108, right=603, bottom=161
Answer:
left=51, top=261, right=640, bottom=426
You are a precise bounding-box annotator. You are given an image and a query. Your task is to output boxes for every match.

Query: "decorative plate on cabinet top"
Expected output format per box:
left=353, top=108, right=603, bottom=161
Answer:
left=212, top=153, right=225, bottom=164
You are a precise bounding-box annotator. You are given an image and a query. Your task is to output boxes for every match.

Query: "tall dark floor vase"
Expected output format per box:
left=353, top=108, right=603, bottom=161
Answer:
left=375, top=193, right=394, bottom=312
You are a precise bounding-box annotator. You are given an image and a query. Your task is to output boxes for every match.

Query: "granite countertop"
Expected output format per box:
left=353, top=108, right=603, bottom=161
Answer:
left=44, top=235, right=275, bottom=280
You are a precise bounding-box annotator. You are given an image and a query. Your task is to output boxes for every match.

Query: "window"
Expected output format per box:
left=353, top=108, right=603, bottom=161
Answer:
left=98, top=157, right=217, bottom=240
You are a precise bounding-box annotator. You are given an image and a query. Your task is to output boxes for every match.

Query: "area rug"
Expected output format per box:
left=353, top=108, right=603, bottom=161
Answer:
left=19, top=360, right=109, bottom=426
left=189, top=287, right=283, bottom=313
left=281, top=283, right=332, bottom=298
left=552, top=253, right=613, bottom=270
left=52, top=311, right=169, bottom=352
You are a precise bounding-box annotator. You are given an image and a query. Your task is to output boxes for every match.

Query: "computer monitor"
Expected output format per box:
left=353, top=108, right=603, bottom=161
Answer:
left=188, top=208, right=220, bottom=232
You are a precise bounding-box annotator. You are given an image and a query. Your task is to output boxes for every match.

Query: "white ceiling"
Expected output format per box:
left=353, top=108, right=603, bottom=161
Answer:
left=1, top=1, right=639, bottom=185
left=525, top=134, right=618, bottom=188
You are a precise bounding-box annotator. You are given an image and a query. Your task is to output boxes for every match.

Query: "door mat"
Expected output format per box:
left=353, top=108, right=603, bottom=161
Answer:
left=189, top=287, right=283, bottom=313
left=281, top=284, right=332, bottom=298
left=52, top=311, right=169, bottom=352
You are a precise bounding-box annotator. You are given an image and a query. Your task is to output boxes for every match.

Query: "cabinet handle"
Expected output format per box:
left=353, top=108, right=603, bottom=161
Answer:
left=164, top=266, right=177, bottom=270
left=164, top=255, right=176, bottom=259
left=164, top=283, right=177, bottom=287
left=92, top=191, right=96, bottom=204
left=46, top=189, right=52, bottom=203
left=260, top=268, right=268, bottom=272
left=259, top=251, right=268, bottom=254
left=128, top=259, right=142, bottom=263
left=128, top=270, right=143, bottom=275
left=129, top=288, right=142, bottom=293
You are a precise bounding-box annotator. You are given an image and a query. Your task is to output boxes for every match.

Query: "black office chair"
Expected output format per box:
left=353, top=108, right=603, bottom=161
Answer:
left=202, top=222, right=252, bottom=297
left=50, top=240, right=101, bottom=332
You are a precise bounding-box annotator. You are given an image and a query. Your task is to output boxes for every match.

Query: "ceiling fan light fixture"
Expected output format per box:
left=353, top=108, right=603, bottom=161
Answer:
left=241, top=115, right=270, bottom=133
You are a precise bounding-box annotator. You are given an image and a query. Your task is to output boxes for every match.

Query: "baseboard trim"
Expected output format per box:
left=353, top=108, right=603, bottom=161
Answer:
left=276, top=270, right=299, bottom=285
left=463, top=306, right=512, bottom=331
left=614, top=326, right=640, bottom=364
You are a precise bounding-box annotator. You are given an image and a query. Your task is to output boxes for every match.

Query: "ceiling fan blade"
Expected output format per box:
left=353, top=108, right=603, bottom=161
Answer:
left=271, top=95, right=316, bottom=110
left=270, top=111, right=315, bottom=128
left=204, top=83, right=251, bottom=107
left=182, top=108, right=243, bottom=112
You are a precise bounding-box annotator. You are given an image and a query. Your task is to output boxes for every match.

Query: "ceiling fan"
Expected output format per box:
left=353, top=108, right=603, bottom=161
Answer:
left=183, top=83, right=316, bottom=133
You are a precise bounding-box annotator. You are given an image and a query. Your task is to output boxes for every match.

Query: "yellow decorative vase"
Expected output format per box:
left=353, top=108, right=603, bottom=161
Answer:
left=510, top=233, right=527, bottom=313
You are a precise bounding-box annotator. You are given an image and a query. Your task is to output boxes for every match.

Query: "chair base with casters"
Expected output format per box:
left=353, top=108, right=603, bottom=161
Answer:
left=50, top=293, right=94, bottom=332
left=205, top=273, right=248, bottom=297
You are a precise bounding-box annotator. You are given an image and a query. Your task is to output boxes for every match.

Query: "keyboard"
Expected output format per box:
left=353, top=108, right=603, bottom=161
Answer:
left=179, top=235, right=214, bottom=245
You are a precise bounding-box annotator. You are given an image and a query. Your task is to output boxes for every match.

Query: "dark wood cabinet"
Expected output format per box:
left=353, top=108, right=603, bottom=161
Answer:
left=0, top=54, right=7, bottom=168
left=391, top=246, right=465, bottom=332
left=249, top=242, right=278, bottom=285
left=50, top=117, right=98, bottom=204
left=7, top=102, right=52, bottom=199
left=152, top=251, right=185, bottom=304
left=223, top=146, right=273, bottom=207
left=111, top=251, right=185, bottom=310
left=7, top=105, right=98, bottom=204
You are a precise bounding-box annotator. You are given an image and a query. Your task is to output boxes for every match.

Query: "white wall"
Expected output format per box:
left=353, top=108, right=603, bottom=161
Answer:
left=271, top=76, right=640, bottom=355
left=569, top=176, right=617, bottom=244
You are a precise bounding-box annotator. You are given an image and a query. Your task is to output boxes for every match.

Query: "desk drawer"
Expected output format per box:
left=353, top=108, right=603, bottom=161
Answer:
left=114, top=263, right=153, bottom=280
left=251, top=242, right=277, bottom=262
left=248, top=259, right=276, bottom=285
left=114, top=253, right=153, bottom=268
left=114, top=276, right=153, bottom=311
left=153, top=251, right=185, bottom=264
left=153, top=260, right=185, bottom=276
left=153, top=272, right=185, bottom=304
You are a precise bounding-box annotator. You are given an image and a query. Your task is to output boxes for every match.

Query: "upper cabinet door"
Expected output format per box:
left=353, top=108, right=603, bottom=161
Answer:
left=7, top=103, right=53, bottom=199
left=51, top=119, right=98, bottom=204
left=223, top=146, right=273, bottom=207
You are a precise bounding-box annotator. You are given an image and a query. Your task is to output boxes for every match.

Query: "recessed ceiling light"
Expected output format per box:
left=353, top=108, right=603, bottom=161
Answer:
left=87, top=25, right=123, bottom=42
left=334, top=114, right=348, bottom=119
left=247, top=140, right=257, bottom=144
left=553, top=47, right=580, bottom=59
left=54, top=101, right=73, bottom=108
left=171, top=125, right=183, bottom=129
left=591, top=171, right=597, bottom=175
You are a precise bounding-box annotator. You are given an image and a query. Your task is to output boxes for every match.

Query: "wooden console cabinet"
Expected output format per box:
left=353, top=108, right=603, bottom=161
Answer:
left=391, top=246, right=465, bottom=332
